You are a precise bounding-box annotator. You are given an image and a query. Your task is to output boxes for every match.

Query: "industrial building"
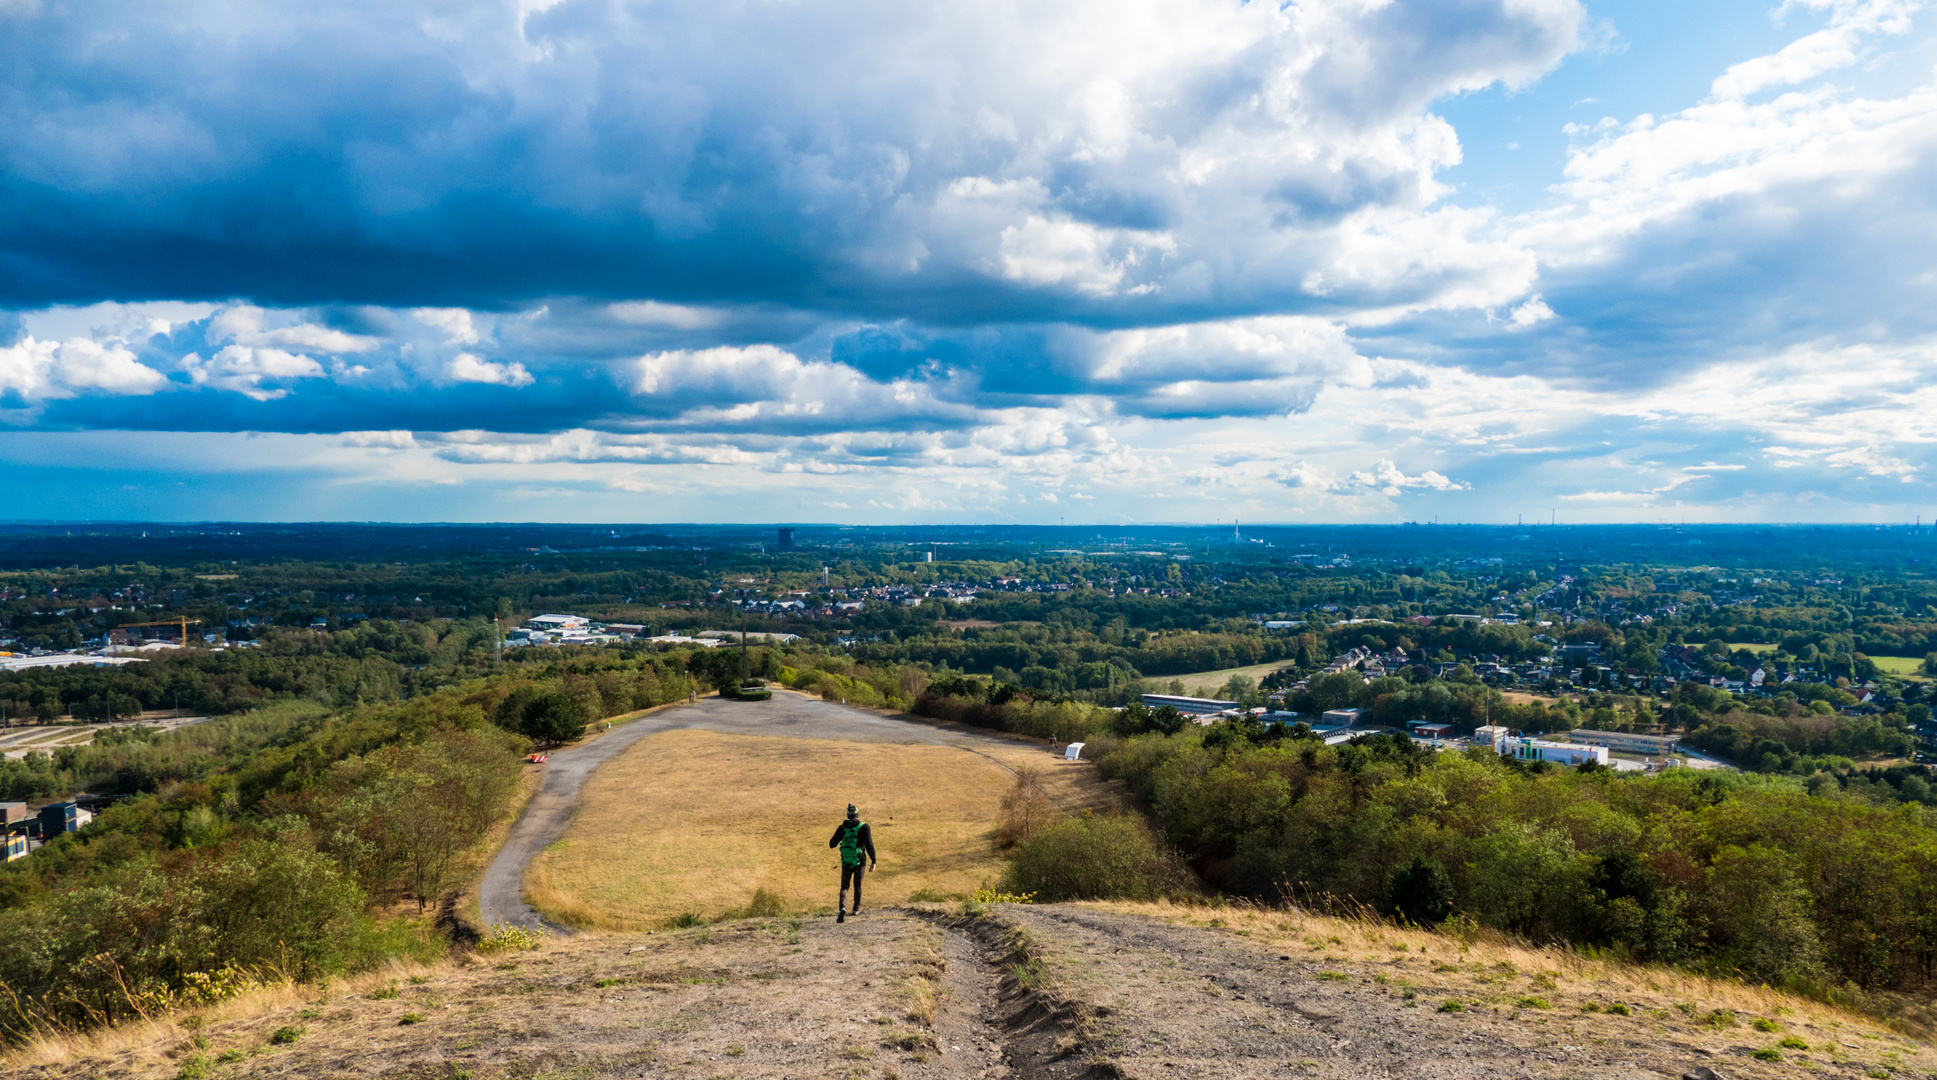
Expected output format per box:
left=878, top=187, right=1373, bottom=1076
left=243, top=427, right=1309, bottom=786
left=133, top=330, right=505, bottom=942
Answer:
left=1141, top=694, right=1238, bottom=716
left=1563, top=729, right=1680, bottom=755
left=37, top=801, right=92, bottom=837
left=1474, top=725, right=1612, bottom=766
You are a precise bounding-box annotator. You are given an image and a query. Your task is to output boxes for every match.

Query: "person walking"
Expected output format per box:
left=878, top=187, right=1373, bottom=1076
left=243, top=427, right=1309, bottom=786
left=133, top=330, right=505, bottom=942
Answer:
left=829, top=803, right=876, bottom=922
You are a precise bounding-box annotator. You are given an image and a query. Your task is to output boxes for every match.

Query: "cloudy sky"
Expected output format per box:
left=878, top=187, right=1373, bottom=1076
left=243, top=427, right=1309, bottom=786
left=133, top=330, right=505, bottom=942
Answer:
left=2, top=0, right=1933, bottom=524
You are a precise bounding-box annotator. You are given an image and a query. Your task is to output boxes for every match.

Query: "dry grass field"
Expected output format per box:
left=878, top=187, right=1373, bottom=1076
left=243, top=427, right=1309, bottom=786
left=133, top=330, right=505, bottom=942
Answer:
left=524, top=728, right=1110, bottom=929
left=1155, top=658, right=1298, bottom=696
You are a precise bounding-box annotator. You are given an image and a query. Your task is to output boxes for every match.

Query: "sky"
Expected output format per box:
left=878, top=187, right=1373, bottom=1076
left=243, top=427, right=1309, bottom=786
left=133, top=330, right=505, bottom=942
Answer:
left=1, top=0, right=1934, bottom=525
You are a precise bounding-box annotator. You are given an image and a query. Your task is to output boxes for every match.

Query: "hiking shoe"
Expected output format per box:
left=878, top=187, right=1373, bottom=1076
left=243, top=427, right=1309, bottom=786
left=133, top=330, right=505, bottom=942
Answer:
left=837, top=908, right=845, bottom=923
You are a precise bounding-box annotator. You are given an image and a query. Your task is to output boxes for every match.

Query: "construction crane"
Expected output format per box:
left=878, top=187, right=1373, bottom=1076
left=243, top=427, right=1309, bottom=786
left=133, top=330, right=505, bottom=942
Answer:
left=115, top=617, right=204, bottom=645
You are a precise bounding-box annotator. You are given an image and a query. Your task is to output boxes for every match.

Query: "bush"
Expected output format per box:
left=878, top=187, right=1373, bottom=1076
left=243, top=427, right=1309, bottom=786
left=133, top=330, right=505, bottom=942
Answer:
left=1003, top=813, right=1191, bottom=902
left=993, top=767, right=1058, bottom=849
left=473, top=924, right=547, bottom=953
left=1386, top=854, right=1455, bottom=925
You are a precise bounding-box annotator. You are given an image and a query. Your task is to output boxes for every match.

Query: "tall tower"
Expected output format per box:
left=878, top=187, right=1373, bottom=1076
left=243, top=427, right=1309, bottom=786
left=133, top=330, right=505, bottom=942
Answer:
left=777, top=527, right=795, bottom=552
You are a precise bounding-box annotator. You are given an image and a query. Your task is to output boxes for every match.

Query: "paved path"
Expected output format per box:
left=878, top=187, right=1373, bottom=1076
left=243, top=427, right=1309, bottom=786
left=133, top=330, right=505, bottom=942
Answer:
left=476, top=694, right=1038, bottom=930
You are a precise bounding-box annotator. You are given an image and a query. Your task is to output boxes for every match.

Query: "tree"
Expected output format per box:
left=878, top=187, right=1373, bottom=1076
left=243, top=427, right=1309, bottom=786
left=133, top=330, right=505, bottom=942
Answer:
left=1306, top=671, right=1363, bottom=712
left=1222, top=673, right=1258, bottom=707
left=1386, top=854, right=1454, bottom=925
left=520, top=691, right=587, bottom=746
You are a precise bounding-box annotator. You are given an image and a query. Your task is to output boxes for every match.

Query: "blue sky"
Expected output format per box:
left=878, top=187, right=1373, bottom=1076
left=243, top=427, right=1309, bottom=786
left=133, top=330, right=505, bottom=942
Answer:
left=2, top=0, right=1934, bottom=524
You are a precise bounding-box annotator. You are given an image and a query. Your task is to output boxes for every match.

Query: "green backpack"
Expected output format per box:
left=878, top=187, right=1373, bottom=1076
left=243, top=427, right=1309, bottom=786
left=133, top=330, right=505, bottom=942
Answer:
left=839, top=821, right=867, bottom=867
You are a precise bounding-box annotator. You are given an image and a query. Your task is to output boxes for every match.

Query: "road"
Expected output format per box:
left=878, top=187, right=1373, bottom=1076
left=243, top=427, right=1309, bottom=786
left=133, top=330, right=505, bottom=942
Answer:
left=475, top=693, right=1042, bottom=930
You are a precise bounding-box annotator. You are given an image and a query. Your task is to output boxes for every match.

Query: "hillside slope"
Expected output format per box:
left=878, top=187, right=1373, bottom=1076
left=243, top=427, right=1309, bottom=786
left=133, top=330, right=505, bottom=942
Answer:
left=12, top=903, right=1930, bottom=1080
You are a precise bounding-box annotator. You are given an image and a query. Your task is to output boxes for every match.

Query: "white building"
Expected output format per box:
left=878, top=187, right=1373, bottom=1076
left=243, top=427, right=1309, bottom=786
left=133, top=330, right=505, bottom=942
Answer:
left=1503, top=737, right=1610, bottom=767
left=1141, top=693, right=1238, bottom=716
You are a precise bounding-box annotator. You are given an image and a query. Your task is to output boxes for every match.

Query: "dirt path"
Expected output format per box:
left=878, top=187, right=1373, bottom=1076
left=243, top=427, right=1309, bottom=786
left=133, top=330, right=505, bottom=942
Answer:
left=19, top=905, right=1930, bottom=1080
left=478, top=694, right=1065, bottom=930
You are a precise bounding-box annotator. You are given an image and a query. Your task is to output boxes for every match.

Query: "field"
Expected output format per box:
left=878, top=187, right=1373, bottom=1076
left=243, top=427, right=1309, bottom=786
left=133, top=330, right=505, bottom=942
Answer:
left=524, top=728, right=1110, bottom=929
left=1153, top=658, right=1298, bottom=696
left=1727, top=642, right=1777, bottom=655
left=1873, top=655, right=1930, bottom=679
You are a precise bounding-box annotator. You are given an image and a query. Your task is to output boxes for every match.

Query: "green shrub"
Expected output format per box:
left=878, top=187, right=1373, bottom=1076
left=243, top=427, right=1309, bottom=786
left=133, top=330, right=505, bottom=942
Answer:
left=1777, top=1036, right=1808, bottom=1049
left=1694, top=1008, right=1737, bottom=1029
left=1751, top=1047, right=1782, bottom=1062
left=1437, top=1000, right=1464, bottom=1013
left=269, top=1025, right=304, bottom=1045
left=398, top=1011, right=425, bottom=1025
left=1385, top=854, right=1454, bottom=925
left=739, top=888, right=787, bottom=918
left=474, top=924, right=548, bottom=953
left=1002, top=814, right=1191, bottom=902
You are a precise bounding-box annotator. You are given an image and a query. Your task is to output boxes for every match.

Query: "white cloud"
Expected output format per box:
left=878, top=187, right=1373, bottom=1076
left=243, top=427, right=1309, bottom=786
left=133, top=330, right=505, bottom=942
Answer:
left=412, top=308, right=481, bottom=345
left=1506, top=295, right=1556, bottom=327
left=337, top=430, right=418, bottom=448
left=1709, top=0, right=1922, bottom=100
left=208, top=307, right=380, bottom=354
left=605, top=302, right=726, bottom=330
left=183, top=345, right=326, bottom=401
left=0, top=336, right=168, bottom=399
left=996, top=216, right=1172, bottom=296
left=447, top=353, right=534, bottom=387
left=1520, top=5, right=1937, bottom=273
left=1345, top=459, right=1468, bottom=495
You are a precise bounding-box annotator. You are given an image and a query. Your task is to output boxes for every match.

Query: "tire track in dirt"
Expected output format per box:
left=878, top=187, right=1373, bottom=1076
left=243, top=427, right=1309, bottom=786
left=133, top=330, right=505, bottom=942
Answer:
left=917, top=915, right=1107, bottom=1080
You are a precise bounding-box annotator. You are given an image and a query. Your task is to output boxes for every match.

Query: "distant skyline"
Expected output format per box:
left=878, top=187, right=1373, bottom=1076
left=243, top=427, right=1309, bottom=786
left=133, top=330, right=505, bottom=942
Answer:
left=2, top=0, right=1934, bottom=524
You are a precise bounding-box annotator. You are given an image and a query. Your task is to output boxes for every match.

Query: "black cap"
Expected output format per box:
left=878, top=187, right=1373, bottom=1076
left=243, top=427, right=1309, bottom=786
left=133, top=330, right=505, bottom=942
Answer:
left=846, top=804, right=858, bottom=818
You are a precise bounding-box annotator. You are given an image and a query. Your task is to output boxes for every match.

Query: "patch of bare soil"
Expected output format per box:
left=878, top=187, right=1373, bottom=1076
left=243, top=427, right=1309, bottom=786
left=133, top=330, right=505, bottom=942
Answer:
left=14, top=914, right=955, bottom=1080
left=15, top=905, right=1932, bottom=1080
left=988, top=904, right=1936, bottom=1080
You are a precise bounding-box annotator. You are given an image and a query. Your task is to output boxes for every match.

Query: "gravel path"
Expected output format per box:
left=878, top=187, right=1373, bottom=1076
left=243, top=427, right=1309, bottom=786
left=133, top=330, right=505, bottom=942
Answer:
left=477, top=693, right=1037, bottom=930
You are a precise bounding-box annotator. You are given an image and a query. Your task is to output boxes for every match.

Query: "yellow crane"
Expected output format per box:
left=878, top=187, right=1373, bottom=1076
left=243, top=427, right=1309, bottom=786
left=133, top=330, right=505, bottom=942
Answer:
left=116, top=617, right=204, bottom=645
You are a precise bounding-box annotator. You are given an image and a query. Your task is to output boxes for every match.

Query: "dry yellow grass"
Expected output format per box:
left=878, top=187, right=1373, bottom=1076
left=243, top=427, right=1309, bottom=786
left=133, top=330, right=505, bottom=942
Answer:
left=1082, top=899, right=1937, bottom=1049
left=0, top=956, right=443, bottom=1075
left=525, top=728, right=1107, bottom=929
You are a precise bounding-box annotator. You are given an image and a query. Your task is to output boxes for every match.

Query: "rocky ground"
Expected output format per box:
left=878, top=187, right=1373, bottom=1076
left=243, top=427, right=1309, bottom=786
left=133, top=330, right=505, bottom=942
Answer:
left=12, top=904, right=1931, bottom=1080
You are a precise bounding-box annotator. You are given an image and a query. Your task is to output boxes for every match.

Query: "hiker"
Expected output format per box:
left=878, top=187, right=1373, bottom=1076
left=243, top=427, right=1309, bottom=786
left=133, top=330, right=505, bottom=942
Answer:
left=828, top=803, right=877, bottom=922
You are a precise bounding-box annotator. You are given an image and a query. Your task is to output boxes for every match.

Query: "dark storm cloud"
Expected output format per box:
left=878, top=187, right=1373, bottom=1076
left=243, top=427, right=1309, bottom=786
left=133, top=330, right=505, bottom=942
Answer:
left=0, top=0, right=1580, bottom=320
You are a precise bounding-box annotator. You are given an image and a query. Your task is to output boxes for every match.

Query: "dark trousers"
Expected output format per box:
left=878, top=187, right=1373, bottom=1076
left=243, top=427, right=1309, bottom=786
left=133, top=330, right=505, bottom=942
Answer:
left=840, top=862, right=866, bottom=909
